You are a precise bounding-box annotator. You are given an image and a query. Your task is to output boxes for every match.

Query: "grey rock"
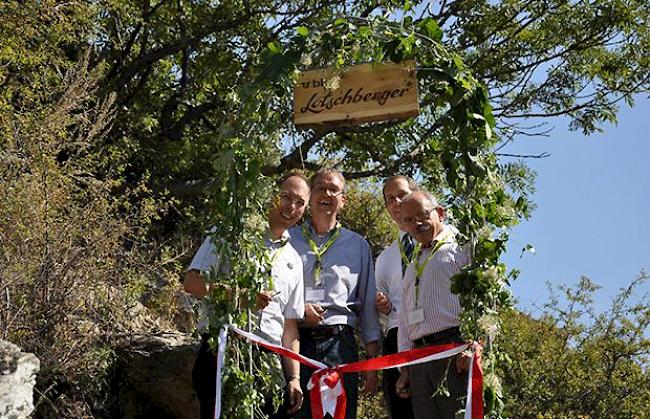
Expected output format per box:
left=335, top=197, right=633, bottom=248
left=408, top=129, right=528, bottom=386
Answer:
left=0, top=340, right=40, bottom=419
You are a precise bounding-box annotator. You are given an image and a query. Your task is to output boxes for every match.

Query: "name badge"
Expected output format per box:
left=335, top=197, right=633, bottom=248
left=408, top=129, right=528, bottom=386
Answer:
left=305, top=287, right=325, bottom=303
left=409, top=308, right=424, bottom=325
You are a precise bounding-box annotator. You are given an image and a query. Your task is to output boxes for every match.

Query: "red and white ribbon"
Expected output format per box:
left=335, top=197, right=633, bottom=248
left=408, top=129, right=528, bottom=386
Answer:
left=213, top=326, right=483, bottom=419
left=307, top=368, right=346, bottom=418
left=213, top=326, right=228, bottom=419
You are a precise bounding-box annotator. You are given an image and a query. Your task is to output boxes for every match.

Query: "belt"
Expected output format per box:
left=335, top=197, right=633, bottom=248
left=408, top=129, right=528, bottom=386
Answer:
left=300, top=324, right=353, bottom=339
left=413, top=327, right=461, bottom=347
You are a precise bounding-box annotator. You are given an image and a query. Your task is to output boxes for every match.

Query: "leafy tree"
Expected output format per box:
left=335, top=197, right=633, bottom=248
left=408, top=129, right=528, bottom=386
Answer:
left=84, top=0, right=649, bottom=189
left=0, top=3, right=181, bottom=416
left=499, top=273, right=650, bottom=418
left=338, top=181, right=396, bottom=257
left=2, top=0, right=649, bottom=417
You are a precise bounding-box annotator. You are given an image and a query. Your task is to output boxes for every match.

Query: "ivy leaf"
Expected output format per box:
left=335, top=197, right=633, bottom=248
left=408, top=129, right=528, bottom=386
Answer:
left=399, top=34, right=416, bottom=57
left=296, top=26, right=309, bottom=37
left=267, top=41, right=282, bottom=55
left=420, top=17, right=443, bottom=42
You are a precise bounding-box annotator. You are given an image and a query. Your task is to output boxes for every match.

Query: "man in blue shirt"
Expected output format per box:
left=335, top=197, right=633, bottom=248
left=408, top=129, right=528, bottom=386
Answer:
left=289, top=168, right=381, bottom=419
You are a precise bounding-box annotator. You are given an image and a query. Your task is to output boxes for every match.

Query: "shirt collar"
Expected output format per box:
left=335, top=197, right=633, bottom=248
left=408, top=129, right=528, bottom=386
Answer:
left=305, top=218, right=339, bottom=238
left=264, top=229, right=290, bottom=246
left=432, top=225, right=451, bottom=242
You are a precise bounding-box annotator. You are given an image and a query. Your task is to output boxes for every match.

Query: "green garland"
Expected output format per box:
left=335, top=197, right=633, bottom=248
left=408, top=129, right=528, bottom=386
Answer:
left=203, top=15, right=528, bottom=418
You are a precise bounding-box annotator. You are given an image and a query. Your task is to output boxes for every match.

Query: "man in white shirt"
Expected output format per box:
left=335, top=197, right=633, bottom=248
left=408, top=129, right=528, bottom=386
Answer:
left=183, top=172, right=310, bottom=419
left=374, top=175, right=418, bottom=419
left=395, top=190, right=472, bottom=419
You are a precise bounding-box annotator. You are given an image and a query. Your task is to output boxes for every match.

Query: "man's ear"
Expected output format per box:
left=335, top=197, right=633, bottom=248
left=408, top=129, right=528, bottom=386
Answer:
left=266, top=194, right=280, bottom=216
left=435, top=206, right=445, bottom=221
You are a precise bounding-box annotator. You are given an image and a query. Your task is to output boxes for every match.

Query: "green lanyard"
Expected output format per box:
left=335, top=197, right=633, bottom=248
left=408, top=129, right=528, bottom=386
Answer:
left=397, top=234, right=421, bottom=274
left=413, top=230, right=453, bottom=307
left=301, top=223, right=341, bottom=286
left=265, top=238, right=288, bottom=290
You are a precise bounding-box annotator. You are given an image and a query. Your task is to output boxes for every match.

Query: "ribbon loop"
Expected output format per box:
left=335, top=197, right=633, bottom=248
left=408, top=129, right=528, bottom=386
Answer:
left=221, top=327, right=483, bottom=419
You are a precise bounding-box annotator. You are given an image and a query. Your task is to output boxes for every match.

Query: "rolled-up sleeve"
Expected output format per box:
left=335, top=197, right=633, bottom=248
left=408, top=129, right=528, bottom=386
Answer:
left=188, top=234, right=221, bottom=273
left=283, top=251, right=305, bottom=320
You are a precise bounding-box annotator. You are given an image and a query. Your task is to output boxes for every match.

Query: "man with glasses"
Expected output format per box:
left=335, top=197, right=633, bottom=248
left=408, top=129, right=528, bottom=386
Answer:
left=184, top=171, right=309, bottom=419
left=288, top=168, right=381, bottom=419
left=374, top=175, right=418, bottom=419
left=394, top=190, right=472, bottom=419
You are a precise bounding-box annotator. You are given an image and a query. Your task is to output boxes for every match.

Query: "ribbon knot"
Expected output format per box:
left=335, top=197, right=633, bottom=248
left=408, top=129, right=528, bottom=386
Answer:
left=307, top=368, right=346, bottom=419
left=322, top=369, right=339, bottom=388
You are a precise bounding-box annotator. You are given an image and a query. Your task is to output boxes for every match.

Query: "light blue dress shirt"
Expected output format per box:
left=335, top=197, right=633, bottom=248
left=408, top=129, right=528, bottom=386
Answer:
left=289, top=220, right=381, bottom=345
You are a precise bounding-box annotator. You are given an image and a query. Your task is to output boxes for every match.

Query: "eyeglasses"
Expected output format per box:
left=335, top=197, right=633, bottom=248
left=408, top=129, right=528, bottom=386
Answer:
left=402, top=208, right=435, bottom=225
left=279, top=192, right=306, bottom=208
left=314, top=185, right=344, bottom=197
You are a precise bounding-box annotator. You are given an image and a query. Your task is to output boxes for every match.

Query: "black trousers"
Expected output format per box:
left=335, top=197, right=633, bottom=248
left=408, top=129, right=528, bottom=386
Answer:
left=382, top=327, right=414, bottom=419
left=192, top=336, right=217, bottom=419
left=192, top=335, right=290, bottom=419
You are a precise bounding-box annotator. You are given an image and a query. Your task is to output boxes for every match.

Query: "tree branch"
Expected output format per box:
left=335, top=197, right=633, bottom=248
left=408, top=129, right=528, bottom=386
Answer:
left=261, top=128, right=329, bottom=175
left=496, top=152, right=550, bottom=159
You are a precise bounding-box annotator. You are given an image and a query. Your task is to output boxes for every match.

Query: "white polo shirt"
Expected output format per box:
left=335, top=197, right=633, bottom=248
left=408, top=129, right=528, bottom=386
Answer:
left=188, top=231, right=304, bottom=346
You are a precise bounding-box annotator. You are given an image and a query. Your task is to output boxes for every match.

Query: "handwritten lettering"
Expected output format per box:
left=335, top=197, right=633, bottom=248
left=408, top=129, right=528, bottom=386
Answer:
left=300, top=87, right=410, bottom=114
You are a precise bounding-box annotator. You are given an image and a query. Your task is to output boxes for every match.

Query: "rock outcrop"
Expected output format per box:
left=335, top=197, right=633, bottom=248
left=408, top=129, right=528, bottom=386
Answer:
left=0, top=340, right=40, bottom=419
left=113, top=332, right=200, bottom=419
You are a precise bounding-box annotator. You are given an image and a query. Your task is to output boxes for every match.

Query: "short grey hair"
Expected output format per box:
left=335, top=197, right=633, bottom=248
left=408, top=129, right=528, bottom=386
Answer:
left=401, top=190, right=440, bottom=208
left=310, top=167, right=346, bottom=190
left=277, top=170, right=309, bottom=190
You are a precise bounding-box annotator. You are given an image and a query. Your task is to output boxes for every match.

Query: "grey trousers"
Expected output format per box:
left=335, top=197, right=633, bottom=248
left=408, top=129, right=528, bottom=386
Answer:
left=409, top=351, right=468, bottom=419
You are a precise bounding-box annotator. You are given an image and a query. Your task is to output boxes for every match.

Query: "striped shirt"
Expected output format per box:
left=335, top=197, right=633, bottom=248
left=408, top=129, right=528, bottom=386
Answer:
left=397, top=226, right=471, bottom=352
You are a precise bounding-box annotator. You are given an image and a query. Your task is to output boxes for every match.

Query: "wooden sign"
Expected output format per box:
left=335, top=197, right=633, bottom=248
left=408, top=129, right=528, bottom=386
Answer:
left=293, top=61, right=419, bottom=128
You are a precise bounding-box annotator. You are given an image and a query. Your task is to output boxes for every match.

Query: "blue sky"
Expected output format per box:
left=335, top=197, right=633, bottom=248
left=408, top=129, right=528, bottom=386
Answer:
left=500, top=96, right=650, bottom=314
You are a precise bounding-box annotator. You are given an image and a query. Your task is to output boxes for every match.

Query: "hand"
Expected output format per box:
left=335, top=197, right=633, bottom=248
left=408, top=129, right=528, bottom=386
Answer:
left=456, top=351, right=472, bottom=373
left=255, top=290, right=274, bottom=310
left=395, top=369, right=410, bottom=399
left=303, top=304, right=326, bottom=326
left=375, top=292, right=392, bottom=315
left=286, top=377, right=303, bottom=414
left=183, top=270, right=209, bottom=299
left=360, top=371, right=378, bottom=396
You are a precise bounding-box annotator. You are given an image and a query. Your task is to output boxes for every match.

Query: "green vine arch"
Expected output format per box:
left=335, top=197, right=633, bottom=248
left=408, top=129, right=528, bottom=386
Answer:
left=204, top=14, right=528, bottom=418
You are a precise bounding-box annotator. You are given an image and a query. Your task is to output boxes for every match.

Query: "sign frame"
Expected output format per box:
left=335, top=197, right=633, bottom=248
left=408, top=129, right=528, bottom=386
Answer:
left=293, top=61, right=419, bottom=129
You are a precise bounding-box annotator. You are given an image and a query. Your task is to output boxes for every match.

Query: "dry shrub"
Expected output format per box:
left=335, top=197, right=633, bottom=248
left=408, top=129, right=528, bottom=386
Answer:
left=0, top=52, right=180, bottom=418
